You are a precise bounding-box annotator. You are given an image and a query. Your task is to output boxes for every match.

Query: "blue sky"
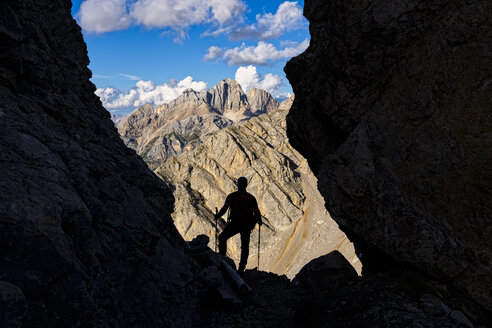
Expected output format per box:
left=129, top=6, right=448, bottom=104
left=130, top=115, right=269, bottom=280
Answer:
left=70, top=0, right=309, bottom=115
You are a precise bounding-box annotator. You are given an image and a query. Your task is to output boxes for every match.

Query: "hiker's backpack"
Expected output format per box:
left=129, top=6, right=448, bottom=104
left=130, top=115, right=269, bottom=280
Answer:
left=227, top=191, right=259, bottom=230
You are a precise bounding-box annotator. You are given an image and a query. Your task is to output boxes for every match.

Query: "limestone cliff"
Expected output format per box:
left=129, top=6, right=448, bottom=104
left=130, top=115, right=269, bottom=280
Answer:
left=156, top=97, right=360, bottom=277
left=285, top=0, right=492, bottom=318
left=0, top=0, right=198, bottom=326
left=118, top=80, right=279, bottom=169
left=246, top=88, right=279, bottom=115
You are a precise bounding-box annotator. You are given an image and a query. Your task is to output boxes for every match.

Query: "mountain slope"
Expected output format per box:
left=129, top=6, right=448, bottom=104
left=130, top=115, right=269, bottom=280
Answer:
left=155, top=97, right=361, bottom=277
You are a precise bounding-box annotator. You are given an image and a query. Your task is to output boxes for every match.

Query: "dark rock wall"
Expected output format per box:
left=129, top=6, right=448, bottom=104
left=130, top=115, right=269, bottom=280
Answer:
left=0, top=1, right=198, bottom=327
left=286, top=0, right=491, bottom=314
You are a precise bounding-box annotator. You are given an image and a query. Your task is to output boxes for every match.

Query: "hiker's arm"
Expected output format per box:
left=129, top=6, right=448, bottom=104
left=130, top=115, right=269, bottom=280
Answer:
left=216, top=201, right=229, bottom=218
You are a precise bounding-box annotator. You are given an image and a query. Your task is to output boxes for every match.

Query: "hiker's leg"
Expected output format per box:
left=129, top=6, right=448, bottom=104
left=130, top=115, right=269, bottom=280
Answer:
left=218, top=223, right=240, bottom=256
left=238, top=229, right=251, bottom=274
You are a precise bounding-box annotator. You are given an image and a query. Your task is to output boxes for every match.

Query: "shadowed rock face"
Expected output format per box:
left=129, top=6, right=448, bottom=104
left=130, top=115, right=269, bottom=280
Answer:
left=0, top=0, right=198, bottom=326
left=285, top=0, right=491, bottom=315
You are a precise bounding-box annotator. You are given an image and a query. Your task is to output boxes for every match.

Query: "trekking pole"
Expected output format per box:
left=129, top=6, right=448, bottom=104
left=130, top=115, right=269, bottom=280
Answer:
left=215, top=207, right=218, bottom=252
left=257, top=223, right=261, bottom=270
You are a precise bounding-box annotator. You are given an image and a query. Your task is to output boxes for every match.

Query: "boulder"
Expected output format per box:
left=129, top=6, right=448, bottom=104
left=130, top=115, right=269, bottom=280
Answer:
left=293, top=251, right=358, bottom=289
left=0, top=282, right=26, bottom=328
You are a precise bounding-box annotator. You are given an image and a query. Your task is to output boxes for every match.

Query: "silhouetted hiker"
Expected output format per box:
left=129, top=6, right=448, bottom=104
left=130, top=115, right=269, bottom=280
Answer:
left=215, top=177, right=262, bottom=275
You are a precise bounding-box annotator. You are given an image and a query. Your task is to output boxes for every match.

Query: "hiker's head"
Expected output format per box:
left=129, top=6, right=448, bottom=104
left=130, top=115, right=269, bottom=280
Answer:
left=237, top=177, right=248, bottom=191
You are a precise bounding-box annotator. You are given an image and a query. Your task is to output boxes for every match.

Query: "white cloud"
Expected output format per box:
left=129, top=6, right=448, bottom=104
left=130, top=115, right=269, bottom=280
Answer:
left=77, top=0, right=245, bottom=41
left=235, top=65, right=282, bottom=95
left=205, top=39, right=309, bottom=66
left=95, top=87, right=118, bottom=104
left=77, top=0, right=131, bottom=33
left=119, top=73, right=141, bottom=80
left=203, top=46, right=224, bottom=61
left=230, top=1, right=305, bottom=40
left=95, top=76, right=208, bottom=109
left=129, top=0, right=245, bottom=27
left=275, top=92, right=294, bottom=102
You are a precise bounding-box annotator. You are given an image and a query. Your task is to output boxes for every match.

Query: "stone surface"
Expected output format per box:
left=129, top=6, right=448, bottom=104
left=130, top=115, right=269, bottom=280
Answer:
left=246, top=88, right=279, bottom=115
left=0, top=281, right=26, bottom=328
left=293, top=250, right=358, bottom=290
left=207, top=79, right=255, bottom=122
left=156, top=97, right=361, bottom=277
left=203, top=268, right=476, bottom=328
left=285, top=0, right=492, bottom=317
left=0, top=1, right=199, bottom=326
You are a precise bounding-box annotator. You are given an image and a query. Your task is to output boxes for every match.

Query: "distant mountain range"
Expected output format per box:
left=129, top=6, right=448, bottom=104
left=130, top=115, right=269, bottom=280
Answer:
left=110, top=113, right=126, bottom=125
left=118, top=79, right=278, bottom=169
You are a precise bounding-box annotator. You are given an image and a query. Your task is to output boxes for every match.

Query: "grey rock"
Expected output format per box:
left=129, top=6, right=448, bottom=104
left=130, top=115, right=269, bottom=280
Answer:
left=293, top=251, right=358, bottom=289
left=200, top=266, right=224, bottom=288
left=0, top=281, right=26, bottom=328
left=246, top=88, right=279, bottom=115
left=448, top=310, right=474, bottom=328
left=419, top=294, right=450, bottom=316
left=207, top=79, right=252, bottom=121
left=0, top=1, right=199, bottom=326
left=285, top=0, right=492, bottom=316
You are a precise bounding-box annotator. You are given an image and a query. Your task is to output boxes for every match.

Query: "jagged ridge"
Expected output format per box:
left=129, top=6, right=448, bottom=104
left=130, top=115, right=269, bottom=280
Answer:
left=118, top=79, right=279, bottom=169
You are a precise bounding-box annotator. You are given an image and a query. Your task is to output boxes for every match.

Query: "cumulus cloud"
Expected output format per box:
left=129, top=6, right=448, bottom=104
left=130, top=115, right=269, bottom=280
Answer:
left=202, top=1, right=306, bottom=40
left=77, top=0, right=245, bottom=41
left=95, top=76, right=208, bottom=109
left=205, top=39, right=309, bottom=66
left=77, top=0, right=131, bottom=33
left=230, top=1, right=305, bottom=40
left=203, top=46, right=223, bottom=61
left=235, top=65, right=282, bottom=95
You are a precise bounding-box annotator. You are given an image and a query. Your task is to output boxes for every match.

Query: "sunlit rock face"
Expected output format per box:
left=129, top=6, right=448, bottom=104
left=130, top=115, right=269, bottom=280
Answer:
left=0, top=0, right=198, bottom=326
left=118, top=79, right=279, bottom=169
left=286, top=0, right=491, bottom=315
left=156, top=97, right=361, bottom=278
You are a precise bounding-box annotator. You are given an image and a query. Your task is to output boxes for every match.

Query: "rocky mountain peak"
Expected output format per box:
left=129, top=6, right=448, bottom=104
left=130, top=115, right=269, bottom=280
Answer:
left=216, top=78, right=242, bottom=89
left=207, top=79, right=251, bottom=121
left=169, top=88, right=208, bottom=107
left=118, top=80, right=280, bottom=169
left=278, top=95, right=295, bottom=112
left=246, top=88, right=279, bottom=115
